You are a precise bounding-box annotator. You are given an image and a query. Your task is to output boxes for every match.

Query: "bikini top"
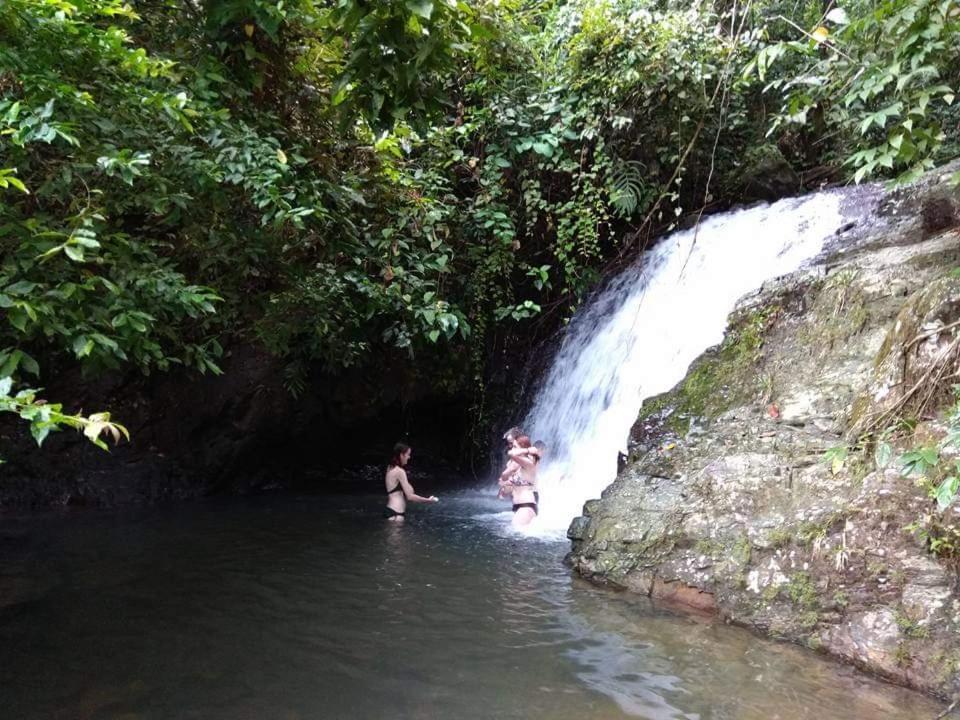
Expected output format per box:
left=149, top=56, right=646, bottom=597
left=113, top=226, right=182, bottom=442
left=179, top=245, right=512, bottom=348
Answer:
left=509, top=451, right=539, bottom=486
left=387, top=483, right=404, bottom=495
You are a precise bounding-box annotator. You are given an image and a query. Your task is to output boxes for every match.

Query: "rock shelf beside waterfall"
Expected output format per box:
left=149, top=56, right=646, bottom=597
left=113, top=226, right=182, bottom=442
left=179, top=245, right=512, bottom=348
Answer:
left=567, top=167, right=960, bottom=699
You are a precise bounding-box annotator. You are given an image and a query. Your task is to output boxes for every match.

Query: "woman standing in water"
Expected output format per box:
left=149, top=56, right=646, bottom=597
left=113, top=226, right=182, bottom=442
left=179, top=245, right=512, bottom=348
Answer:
left=384, top=442, right=438, bottom=521
left=499, top=435, right=540, bottom=527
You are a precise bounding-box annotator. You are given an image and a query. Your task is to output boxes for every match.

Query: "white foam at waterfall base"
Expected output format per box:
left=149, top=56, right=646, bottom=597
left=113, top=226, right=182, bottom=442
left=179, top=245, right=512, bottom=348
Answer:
left=520, top=191, right=849, bottom=536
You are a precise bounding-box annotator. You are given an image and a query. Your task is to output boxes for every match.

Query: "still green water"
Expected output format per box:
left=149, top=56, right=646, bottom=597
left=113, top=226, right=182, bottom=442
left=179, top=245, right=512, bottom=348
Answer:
left=0, top=492, right=944, bottom=719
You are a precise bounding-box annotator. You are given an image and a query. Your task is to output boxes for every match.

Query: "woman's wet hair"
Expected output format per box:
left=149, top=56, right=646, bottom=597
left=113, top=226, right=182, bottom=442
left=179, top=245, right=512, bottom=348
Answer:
left=503, top=426, right=525, bottom=442
left=533, top=440, right=546, bottom=463
left=515, top=435, right=532, bottom=448
left=389, top=442, right=411, bottom=467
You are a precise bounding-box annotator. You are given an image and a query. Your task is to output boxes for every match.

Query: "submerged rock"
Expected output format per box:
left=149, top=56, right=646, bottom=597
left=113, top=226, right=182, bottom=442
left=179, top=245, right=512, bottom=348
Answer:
left=568, top=165, right=960, bottom=699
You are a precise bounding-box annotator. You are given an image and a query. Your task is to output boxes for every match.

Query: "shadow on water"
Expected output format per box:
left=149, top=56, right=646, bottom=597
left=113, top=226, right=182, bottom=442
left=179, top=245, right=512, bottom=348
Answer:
left=0, top=492, right=944, bottom=719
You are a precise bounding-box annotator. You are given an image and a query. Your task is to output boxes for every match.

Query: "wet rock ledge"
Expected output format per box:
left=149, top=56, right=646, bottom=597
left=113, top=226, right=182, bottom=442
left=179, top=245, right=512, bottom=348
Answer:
left=567, top=166, right=960, bottom=699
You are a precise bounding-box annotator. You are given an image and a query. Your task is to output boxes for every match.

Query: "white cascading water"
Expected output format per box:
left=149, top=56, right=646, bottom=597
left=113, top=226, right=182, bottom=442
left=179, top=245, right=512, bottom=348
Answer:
left=522, top=191, right=855, bottom=535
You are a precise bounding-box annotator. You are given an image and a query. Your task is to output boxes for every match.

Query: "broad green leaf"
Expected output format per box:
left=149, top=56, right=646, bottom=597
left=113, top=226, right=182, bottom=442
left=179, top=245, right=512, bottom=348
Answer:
left=30, top=422, right=52, bottom=447
left=875, top=441, right=893, bottom=469
left=19, top=352, right=39, bottom=376
left=0, top=351, right=22, bottom=377
left=532, top=142, right=553, bottom=157
left=900, top=447, right=938, bottom=477
left=64, top=244, right=85, bottom=262
left=4, top=176, right=28, bottom=193
left=3, top=101, right=20, bottom=123
left=5, top=280, right=37, bottom=296
left=8, top=310, right=28, bottom=333
left=406, top=0, right=434, bottom=20
left=73, top=335, right=94, bottom=358
left=935, top=476, right=960, bottom=510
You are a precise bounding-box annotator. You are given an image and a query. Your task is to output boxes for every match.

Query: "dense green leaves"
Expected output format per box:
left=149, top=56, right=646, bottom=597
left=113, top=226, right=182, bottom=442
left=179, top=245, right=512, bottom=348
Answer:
left=894, top=394, right=960, bottom=558
left=0, top=0, right=228, bottom=380
left=327, top=0, right=478, bottom=130
left=0, top=0, right=506, bottom=438
left=749, top=0, right=960, bottom=183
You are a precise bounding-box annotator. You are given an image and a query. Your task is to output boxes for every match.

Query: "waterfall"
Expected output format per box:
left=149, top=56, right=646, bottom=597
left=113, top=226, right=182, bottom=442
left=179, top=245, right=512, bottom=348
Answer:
left=521, top=191, right=856, bottom=534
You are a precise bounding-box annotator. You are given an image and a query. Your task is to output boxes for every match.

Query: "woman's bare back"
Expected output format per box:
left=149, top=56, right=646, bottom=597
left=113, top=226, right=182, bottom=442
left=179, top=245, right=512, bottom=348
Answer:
left=385, top=466, right=408, bottom=517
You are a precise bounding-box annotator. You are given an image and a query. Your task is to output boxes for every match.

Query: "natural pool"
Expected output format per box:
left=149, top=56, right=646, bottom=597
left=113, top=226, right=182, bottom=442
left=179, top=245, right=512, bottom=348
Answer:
left=0, top=491, right=944, bottom=719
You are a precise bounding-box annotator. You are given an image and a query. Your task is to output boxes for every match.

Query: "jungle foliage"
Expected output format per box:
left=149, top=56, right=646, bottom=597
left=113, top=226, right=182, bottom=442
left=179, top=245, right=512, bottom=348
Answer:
left=1, top=0, right=958, bottom=449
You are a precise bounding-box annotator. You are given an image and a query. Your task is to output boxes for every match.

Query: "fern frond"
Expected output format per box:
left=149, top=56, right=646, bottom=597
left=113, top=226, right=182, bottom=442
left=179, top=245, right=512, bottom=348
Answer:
left=607, top=157, right=647, bottom=218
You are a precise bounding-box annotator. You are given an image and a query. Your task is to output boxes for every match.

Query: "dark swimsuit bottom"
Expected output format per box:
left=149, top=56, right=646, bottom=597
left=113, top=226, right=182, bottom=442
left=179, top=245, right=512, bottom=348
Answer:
left=385, top=483, right=406, bottom=518
left=512, top=502, right=538, bottom=515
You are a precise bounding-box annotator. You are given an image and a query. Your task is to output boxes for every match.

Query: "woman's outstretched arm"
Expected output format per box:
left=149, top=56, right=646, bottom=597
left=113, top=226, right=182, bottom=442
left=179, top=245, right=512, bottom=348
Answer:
left=400, top=473, right=438, bottom=503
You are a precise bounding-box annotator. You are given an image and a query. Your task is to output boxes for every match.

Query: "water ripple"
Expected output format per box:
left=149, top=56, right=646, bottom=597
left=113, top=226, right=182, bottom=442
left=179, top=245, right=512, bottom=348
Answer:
left=0, top=494, right=944, bottom=720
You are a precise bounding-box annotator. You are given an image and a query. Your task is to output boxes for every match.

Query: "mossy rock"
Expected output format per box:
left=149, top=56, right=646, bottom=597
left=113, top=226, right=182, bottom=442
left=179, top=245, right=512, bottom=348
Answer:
left=732, top=144, right=802, bottom=202
left=634, top=304, right=782, bottom=434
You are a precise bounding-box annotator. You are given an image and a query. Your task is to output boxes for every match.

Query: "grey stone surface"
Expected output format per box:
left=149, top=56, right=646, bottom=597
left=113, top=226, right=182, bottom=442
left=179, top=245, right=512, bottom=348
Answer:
left=568, top=169, right=960, bottom=698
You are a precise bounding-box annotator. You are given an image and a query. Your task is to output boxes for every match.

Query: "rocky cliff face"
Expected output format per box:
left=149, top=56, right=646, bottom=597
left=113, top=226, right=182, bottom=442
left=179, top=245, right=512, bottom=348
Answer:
left=567, top=167, right=960, bottom=698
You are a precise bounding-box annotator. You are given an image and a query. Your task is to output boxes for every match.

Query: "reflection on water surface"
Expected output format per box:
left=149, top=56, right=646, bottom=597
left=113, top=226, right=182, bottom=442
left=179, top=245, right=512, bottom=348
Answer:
left=0, top=492, right=942, bottom=719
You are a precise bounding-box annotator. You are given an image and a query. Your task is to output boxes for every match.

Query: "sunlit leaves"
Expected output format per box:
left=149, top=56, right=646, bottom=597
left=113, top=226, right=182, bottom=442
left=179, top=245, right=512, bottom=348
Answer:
left=495, top=299, right=541, bottom=322
left=0, top=377, right=129, bottom=451
left=0, top=168, right=29, bottom=193
left=96, top=150, right=152, bottom=185
left=823, top=445, right=848, bottom=475
left=749, top=0, right=960, bottom=185
left=934, top=473, right=960, bottom=510
left=82, top=411, right=130, bottom=449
